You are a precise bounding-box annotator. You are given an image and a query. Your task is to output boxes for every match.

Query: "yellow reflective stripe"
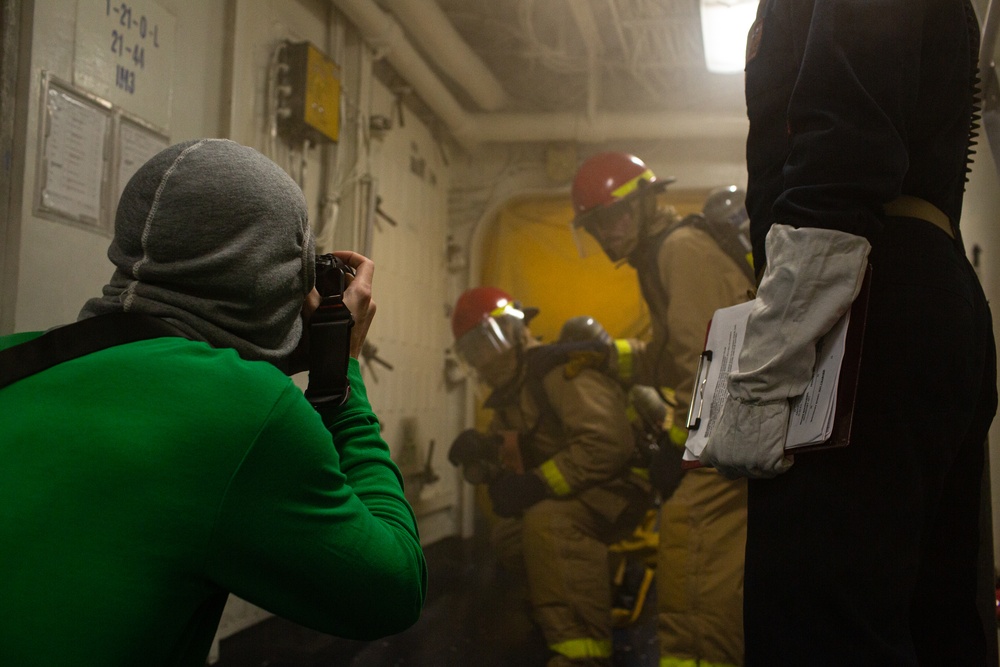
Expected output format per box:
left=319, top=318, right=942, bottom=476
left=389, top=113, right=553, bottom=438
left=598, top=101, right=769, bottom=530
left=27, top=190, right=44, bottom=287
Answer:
left=668, top=424, right=688, bottom=447
left=539, top=459, right=572, bottom=496
left=625, top=404, right=639, bottom=424
left=610, top=168, right=656, bottom=199
left=614, top=339, right=633, bottom=381
left=630, top=467, right=649, bottom=480
left=659, top=386, right=678, bottom=407
left=661, top=659, right=738, bottom=667
left=551, top=638, right=613, bottom=660
left=660, top=659, right=698, bottom=667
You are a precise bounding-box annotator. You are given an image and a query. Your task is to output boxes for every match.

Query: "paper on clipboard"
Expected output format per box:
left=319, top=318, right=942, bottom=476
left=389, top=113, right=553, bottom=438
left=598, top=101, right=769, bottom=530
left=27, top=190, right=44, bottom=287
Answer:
left=683, top=265, right=871, bottom=467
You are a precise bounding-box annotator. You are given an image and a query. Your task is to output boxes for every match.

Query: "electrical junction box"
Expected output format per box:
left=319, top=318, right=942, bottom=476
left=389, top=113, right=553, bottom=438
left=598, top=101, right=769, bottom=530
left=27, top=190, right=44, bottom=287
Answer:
left=279, top=41, right=341, bottom=145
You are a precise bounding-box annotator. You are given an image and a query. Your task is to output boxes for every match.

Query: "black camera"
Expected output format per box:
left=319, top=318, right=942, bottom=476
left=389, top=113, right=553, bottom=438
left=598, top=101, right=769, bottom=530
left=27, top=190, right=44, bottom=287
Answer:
left=304, top=254, right=355, bottom=409
left=314, top=253, right=354, bottom=299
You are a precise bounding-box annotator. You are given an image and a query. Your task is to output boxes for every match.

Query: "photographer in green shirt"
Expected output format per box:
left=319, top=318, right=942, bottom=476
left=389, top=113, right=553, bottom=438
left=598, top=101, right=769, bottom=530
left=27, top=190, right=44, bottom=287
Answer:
left=0, top=139, right=426, bottom=666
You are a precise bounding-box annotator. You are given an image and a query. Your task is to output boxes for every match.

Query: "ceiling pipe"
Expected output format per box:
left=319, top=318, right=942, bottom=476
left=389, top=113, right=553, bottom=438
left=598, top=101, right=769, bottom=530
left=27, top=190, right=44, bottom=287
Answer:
left=330, top=0, right=473, bottom=134
left=455, top=111, right=748, bottom=145
left=331, top=0, right=749, bottom=147
left=566, top=0, right=604, bottom=118
left=382, top=0, right=508, bottom=111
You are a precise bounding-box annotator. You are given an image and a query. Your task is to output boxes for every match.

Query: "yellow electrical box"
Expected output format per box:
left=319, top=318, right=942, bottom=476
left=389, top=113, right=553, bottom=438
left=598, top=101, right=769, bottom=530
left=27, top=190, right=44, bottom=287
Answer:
left=279, top=41, right=341, bottom=145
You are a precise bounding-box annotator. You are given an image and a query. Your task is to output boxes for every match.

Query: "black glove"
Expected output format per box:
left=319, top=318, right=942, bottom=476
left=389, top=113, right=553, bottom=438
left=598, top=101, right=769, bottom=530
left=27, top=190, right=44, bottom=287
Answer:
left=488, top=472, right=548, bottom=518
left=447, top=429, right=502, bottom=467
left=649, top=438, right=685, bottom=501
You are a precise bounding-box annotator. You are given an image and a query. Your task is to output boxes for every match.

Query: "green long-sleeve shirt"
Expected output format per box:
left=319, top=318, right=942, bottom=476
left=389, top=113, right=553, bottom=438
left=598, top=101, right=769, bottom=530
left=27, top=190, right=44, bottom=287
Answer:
left=0, top=332, right=426, bottom=666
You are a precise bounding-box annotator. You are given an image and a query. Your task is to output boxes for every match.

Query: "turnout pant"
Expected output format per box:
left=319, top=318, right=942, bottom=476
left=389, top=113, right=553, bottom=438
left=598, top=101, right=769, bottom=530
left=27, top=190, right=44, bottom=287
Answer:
left=492, top=492, right=647, bottom=667
left=657, top=467, right=747, bottom=667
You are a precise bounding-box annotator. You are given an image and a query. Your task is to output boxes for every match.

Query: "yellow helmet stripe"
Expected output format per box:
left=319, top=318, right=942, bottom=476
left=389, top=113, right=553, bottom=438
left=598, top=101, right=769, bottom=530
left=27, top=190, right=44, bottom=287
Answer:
left=488, top=304, right=523, bottom=319
left=610, top=168, right=656, bottom=199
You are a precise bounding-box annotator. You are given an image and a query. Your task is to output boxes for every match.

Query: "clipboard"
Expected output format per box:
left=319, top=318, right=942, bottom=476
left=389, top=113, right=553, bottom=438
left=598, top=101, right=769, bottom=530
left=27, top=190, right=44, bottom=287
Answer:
left=682, top=264, right=872, bottom=469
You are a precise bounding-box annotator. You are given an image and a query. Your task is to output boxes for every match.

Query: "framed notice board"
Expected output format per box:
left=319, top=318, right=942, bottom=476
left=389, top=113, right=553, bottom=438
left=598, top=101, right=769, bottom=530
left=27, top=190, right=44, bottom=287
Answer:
left=34, top=72, right=171, bottom=235
left=34, top=72, right=113, bottom=233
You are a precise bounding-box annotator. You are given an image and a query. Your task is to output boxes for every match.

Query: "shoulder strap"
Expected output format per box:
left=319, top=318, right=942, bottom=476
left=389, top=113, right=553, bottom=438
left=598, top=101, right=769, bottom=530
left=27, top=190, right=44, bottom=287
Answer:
left=638, top=213, right=755, bottom=303
left=521, top=345, right=561, bottom=423
left=681, top=214, right=756, bottom=284
left=633, top=231, right=672, bottom=326
left=513, top=346, right=566, bottom=463
left=0, top=312, right=188, bottom=390
left=521, top=340, right=609, bottom=426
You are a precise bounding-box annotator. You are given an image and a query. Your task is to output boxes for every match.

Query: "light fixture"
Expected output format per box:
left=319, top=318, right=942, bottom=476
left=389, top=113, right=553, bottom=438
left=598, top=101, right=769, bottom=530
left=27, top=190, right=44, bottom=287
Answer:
left=700, top=0, right=760, bottom=74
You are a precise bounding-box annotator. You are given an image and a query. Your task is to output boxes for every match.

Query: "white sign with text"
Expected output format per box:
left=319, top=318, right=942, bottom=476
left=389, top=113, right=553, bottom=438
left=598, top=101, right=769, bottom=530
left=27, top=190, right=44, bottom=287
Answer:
left=74, top=0, right=176, bottom=131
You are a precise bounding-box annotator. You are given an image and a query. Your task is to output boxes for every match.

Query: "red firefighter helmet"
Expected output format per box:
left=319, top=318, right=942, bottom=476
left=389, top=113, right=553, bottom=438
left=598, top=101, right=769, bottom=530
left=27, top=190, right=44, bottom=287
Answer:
left=570, top=152, right=676, bottom=261
left=451, top=286, right=517, bottom=340
left=451, top=287, right=529, bottom=373
left=571, top=152, right=669, bottom=219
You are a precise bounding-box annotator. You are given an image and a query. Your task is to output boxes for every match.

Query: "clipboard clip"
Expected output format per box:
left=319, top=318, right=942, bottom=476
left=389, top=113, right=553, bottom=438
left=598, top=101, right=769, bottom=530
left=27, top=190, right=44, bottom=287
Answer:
left=686, top=349, right=713, bottom=430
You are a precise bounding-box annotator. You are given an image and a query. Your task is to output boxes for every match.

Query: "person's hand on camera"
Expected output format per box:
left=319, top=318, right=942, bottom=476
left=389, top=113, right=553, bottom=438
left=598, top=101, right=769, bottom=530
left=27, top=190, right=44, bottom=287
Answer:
left=332, top=250, right=376, bottom=359
left=283, top=251, right=375, bottom=375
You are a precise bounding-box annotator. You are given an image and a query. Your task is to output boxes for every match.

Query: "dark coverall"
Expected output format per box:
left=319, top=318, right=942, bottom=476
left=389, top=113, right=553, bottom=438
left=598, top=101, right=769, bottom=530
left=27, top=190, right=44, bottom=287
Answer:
left=743, top=1, right=997, bottom=664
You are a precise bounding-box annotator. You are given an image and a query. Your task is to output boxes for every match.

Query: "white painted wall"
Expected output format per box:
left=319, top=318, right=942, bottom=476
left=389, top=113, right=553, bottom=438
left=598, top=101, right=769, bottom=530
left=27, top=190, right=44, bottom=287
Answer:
left=220, top=0, right=465, bottom=540
left=363, top=75, right=465, bottom=542
left=964, top=127, right=1000, bottom=655
left=964, top=77, right=1000, bottom=573
left=14, top=0, right=228, bottom=333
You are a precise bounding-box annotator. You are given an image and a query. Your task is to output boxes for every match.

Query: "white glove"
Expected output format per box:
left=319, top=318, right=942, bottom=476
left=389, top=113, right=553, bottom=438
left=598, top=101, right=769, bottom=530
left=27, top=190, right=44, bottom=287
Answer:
left=700, top=224, right=871, bottom=478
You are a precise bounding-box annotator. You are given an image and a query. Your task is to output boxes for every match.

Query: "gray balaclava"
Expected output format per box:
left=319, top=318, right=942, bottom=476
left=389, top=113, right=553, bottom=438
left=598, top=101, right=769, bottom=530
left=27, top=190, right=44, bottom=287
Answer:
left=79, top=138, right=315, bottom=364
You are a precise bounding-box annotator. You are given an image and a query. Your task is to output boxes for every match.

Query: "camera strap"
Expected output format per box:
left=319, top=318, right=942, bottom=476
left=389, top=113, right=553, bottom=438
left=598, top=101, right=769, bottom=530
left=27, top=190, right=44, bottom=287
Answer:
left=304, top=296, right=354, bottom=409
left=0, top=313, right=189, bottom=390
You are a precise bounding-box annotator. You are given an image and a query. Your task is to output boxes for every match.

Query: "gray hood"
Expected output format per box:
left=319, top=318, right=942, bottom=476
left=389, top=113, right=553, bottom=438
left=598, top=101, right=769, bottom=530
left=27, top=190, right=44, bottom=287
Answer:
left=79, top=139, right=315, bottom=364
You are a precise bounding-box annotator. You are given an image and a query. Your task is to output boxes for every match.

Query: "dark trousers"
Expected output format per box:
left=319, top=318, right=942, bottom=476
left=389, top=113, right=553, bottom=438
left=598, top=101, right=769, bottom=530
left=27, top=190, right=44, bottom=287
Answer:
left=744, top=218, right=997, bottom=666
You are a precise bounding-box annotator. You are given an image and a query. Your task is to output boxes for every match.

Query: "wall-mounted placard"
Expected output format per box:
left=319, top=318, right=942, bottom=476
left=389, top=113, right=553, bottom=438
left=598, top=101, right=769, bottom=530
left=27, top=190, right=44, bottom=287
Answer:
left=35, top=73, right=113, bottom=233
left=74, top=0, right=176, bottom=131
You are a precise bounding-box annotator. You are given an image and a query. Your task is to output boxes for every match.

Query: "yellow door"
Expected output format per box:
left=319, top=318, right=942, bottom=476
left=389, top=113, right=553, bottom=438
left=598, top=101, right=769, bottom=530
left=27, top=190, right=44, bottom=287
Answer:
left=479, top=191, right=706, bottom=342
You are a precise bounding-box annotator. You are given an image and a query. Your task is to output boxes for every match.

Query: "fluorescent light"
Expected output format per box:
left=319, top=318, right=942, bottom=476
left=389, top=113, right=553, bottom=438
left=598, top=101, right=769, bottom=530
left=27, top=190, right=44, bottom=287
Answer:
left=700, top=0, right=760, bottom=74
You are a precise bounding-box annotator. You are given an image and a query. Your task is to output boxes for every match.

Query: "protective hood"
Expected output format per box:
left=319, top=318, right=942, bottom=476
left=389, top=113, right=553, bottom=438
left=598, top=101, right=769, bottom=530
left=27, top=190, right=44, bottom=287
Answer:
left=79, top=139, right=315, bottom=364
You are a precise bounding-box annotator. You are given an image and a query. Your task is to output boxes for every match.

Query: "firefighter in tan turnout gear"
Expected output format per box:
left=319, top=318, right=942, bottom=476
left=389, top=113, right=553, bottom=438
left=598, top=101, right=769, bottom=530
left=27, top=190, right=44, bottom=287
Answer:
left=447, top=287, right=652, bottom=667
left=571, top=152, right=754, bottom=667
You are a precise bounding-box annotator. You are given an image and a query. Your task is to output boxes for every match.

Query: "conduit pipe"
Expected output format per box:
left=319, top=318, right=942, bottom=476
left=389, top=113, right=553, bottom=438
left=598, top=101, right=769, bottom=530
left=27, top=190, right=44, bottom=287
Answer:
left=331, top=0, right=473, bottom=134
left=385, top=0, right=508, bottom=111
left=566, top=0, right=604, bottom=118
left=331, top=0, right=749, bottom=147
left=454, top=111, right=749, bottom=145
